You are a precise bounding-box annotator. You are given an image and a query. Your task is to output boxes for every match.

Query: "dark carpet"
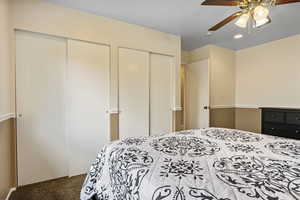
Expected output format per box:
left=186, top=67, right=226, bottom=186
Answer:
left=10, top=175, right=86, bottom=200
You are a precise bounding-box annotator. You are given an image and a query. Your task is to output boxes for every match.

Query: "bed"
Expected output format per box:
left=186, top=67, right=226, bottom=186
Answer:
left=81, top=128, right=300, bottom=200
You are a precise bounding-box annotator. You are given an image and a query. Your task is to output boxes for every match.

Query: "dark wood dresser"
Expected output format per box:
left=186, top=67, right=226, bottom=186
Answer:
left=261, top=107, right=300, bottom=140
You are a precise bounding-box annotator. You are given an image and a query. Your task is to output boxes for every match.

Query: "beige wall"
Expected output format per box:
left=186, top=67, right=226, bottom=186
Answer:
left=184, top=45, right=236, bottom=128
left=11, top=0, right=181, bottom=112
left=181, top=50, right=190, bottom=65
left=210, top=108, right=235, bottom=129
left=0, top=119, right=15, bottom=199
left=236, top=35, right=300, bottom=108
left=110, top=114, right=119, bottom=141
left=234, top=35, right=300, bottom=132
left=183, top=34, right=300, bottom=131
left=209, top=45, right=235, bottom=107
left=0, top=0, right=13, bottom=116
left=189, top=45, right=211, bottom=63
left=235, top=108, right=261, bottom=133
left=0, top=0, right=15, bottom=198
left=186, top=45, right=235, bottom=108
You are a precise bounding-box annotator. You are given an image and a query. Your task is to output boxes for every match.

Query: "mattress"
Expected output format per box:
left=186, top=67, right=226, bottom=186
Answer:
left=81, top=128, right=300, bottom=200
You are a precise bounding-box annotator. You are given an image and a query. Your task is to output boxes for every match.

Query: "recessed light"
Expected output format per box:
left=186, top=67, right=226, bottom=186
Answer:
left=206, top=31, right=213, bottom=36
left=234, top=34, right=243, bottom=39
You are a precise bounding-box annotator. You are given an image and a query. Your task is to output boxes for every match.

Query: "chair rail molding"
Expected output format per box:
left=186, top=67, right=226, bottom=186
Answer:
left=235, top=104, right=260, bottom=109
left=0, top=113, right=15, bottom=123
left=172, top=107, right=183, bottom=111
left=109, top=109, right=119, bottom=114
left=5, top=187, right=16, bottom=200
left=210, top=105, right=235, bottom=109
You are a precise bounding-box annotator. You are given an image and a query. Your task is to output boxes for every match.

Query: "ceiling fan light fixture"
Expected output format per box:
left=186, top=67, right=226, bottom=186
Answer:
left=253, top=5, right=269, bottom=21
left=254, top=16, right=271, bottom=28
left=234, top=34, right=243, bottom=39
left=235, top=13, right=250, bottom=28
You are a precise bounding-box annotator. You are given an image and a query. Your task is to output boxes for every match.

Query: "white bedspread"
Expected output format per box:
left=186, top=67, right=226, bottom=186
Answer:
left=81, top=128, right=300, bottom=200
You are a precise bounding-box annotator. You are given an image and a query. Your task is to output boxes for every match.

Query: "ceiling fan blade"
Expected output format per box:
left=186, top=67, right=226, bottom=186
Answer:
left=201, top=0, right=240, bottom=6
left=275, top=0, right=300, bottom=5
left=208, top=11, right=243, bottom=31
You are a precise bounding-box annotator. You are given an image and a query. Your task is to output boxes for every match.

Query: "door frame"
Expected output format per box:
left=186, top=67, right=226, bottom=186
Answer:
left=184, top=58, right=210, bottom=129
left=15, top=30, right=68, bottom=186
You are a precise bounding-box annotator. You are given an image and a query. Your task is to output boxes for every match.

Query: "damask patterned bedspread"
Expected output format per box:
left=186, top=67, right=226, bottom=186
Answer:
left=81, top=128, right=300, bottom=200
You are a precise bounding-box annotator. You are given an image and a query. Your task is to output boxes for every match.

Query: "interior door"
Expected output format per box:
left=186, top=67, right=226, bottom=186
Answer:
left=119, top=48, right=149, bottom=139
left=67, top=40, right=110, bottom=176
left=16, top=31, right=68, bottom=186
left=150, top=53, right=173, bottom=136
left=185, top=59, right=210, bottom=129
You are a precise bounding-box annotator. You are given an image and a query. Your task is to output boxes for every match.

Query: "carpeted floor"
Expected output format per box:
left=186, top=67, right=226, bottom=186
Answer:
left=9, top=175, right=86, bottom=200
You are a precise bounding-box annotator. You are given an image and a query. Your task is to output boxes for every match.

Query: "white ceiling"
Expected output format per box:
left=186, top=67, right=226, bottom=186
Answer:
left=46, top=0, right=300, bottom=50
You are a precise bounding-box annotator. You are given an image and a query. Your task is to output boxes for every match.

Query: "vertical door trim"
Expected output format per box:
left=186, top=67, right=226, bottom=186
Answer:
left=184, top=58, right=210, bottom=129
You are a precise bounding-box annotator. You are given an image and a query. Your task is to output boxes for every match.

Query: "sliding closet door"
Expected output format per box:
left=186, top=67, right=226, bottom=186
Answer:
left=67, top=40, right=110, bottom=176
left=150, top=54, right=173, bottom=135
left=16, top=31, right=68, bottom=186
left=119, top=48, right=149, bottom=139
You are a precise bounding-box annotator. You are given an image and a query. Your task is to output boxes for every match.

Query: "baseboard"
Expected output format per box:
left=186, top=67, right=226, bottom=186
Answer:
left=5, top=187, right=16, bottom=200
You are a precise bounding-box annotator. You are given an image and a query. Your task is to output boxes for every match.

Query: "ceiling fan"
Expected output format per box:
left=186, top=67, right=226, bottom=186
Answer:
left=201, top=0, right=300, bottom=31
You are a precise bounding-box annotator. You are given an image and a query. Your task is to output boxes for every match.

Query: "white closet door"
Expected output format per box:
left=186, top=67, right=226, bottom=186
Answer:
left=119, top=48, right=149, bottom=139
left=150, top=54, right=173, bottom=136
left=67, top=40, right=110, bottom=176
left=16, top=31, right=68, bottom=186
left=186, top=59, right=210, bottom=129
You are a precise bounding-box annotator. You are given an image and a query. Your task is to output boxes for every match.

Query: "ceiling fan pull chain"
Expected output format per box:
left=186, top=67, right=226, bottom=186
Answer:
left=247, top=16, right=252, bottom=34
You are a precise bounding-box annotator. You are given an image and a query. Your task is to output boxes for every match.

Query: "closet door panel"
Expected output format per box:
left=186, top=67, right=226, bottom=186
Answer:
left=67, top=40, right=110, bottom=176
left=150, top=54, right=173, bottom=135
left=119, top=48, right=149, bottom=139
left=16, top=31, right=68, bottom=186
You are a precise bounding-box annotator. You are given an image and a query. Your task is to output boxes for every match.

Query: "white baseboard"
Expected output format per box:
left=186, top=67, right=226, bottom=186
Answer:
left=5, top=187, right=16, bottom=200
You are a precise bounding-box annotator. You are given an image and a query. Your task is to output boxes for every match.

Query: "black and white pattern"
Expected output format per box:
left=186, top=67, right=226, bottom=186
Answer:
left=266, top=141, right=300, bottom=159
left=160, top=158, right=203, bottom=181
left=82, top=146, right=107, bottom=196
left=92, top=186, right=109, bottom=200
left=118, top=137, right=147, bottom=146
left=214, top=155, right=300, bottom=200
left=81, top=128, right=300, bottom=200
left=152, top=186, right=231, bottom=200
left=226, top=143, right=263, bottom=154
left=202, top=128, right=263, bottom=142
left=150, top=136, right=220, bottom=157
left=108, top=147, right=153, bottom=200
